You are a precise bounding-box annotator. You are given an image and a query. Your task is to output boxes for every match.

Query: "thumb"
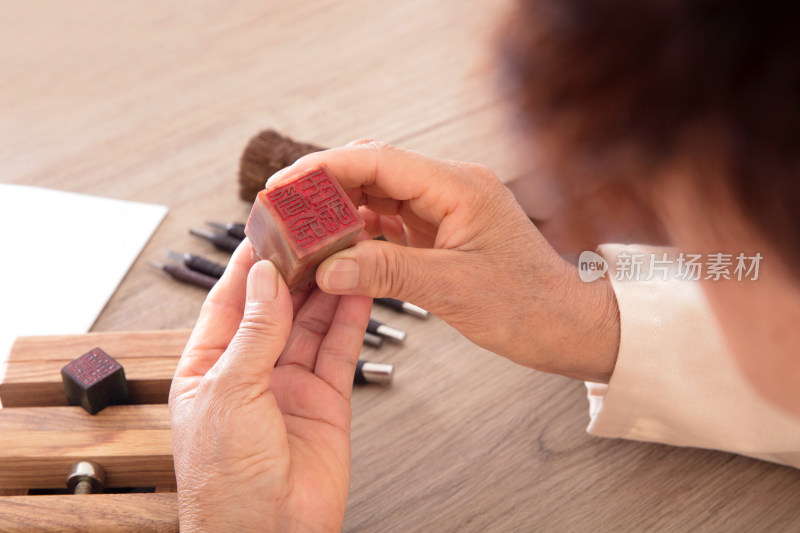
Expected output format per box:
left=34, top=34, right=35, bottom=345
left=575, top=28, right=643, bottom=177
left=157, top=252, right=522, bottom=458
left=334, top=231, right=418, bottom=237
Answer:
left=213, top=260, right=293, bottom=384
left=316, top=239, right=464, bottom=316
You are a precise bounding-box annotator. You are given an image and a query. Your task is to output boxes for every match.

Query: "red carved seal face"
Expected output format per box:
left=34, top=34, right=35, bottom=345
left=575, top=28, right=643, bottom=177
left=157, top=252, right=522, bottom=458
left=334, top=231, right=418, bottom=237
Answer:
left=62, top=348, right=120, bottom=387
left=266, top=169, right=359, bottom=249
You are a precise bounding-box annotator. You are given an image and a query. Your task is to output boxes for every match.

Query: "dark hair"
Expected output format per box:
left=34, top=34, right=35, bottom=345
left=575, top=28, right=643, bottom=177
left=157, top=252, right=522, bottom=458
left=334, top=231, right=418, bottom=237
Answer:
left=502, top=0, right=800, bottom=264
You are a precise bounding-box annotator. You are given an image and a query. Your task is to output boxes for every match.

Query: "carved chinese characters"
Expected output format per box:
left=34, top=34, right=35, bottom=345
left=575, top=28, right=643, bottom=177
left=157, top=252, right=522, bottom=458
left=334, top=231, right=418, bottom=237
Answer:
left=268, top=171, right=358, bottom=249
left=245, top=168, right=364, bottom=292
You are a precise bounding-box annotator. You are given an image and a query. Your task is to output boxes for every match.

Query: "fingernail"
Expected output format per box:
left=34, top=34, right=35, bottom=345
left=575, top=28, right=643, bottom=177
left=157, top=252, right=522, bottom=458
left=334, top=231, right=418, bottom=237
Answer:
left=322, top=258, right=360, bottom=291
left=248, top=261, right=279, bottom=301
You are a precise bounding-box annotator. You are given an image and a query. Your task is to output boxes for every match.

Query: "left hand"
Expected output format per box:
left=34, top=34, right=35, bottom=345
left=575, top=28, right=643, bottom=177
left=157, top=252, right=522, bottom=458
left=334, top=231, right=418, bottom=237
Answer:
left=272, top=142, right=620, bottom=383
left=169, top=239, right=372, bottom=532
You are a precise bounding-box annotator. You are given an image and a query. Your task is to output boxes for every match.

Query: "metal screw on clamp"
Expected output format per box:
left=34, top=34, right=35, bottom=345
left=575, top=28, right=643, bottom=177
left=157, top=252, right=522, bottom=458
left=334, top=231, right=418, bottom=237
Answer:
left=66, top=461, right=106, bottom=495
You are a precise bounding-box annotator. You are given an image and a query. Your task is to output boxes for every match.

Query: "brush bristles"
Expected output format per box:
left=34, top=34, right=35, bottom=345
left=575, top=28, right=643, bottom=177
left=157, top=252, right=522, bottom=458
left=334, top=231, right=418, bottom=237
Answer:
left=237, top=129, right=325, bottom=202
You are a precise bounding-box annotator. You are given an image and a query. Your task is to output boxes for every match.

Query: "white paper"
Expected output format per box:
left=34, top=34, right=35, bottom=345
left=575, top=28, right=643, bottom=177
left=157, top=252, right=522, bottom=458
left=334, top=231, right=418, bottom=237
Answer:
left=0, top=184, right=168, bottom=386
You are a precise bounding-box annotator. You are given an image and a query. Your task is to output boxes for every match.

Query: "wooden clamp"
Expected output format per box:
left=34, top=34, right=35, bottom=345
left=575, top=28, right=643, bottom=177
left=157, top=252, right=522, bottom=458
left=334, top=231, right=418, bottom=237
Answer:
left=0, top=330, right=190, bottom=532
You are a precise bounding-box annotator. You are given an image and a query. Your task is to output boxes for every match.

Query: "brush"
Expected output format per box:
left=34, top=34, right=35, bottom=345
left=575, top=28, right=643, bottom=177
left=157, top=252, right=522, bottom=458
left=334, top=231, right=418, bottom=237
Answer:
left=238, top=129, right=325, bottom=203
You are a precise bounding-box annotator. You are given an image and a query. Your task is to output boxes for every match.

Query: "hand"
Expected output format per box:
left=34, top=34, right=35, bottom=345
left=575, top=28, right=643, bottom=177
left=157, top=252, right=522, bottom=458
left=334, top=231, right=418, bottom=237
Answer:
left=169, top=240, right=372, bottom=532
left=270, top=141, right=620, bottom=382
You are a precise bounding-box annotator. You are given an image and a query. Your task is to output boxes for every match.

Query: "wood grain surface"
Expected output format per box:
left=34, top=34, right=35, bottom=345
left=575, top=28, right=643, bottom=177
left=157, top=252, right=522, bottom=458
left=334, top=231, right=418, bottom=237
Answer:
left=0, top=494, right=178, bottom=532
left=0, top=330, right=189, bottom=407
left=0, top=404, right=173, bottom=489
left=1, top=1, right=799, bottom=532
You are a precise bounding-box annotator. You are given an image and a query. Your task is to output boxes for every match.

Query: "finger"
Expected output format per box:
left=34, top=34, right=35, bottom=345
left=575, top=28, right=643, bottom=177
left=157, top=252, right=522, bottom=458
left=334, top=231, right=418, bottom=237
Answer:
left=268, top=142, right=472, bottom=227
left=210, top=260, right=293, bottom=387
left=316, top=239, right=467, bottom=316
left=405, top=226, right=437, bottom=248
left=361, top=194, right=403, bottom=215
left=314, top=294, right=372, bottom=399
left=358, top=196, right=439, bottom=241
left=359, top=208, right=385, bottom=238
left=277, top=288, right=342, bottom=371
left=360, top=209, right=406, bottom=244
left=174, top=239, right=256, bottom=379
left=291, top=288, right=313, bottom=319
left=373, top=213, right=435, bottom=248
left=360, top=207, right=437, bottom=249
left=376, top=214, right=409, bottom=245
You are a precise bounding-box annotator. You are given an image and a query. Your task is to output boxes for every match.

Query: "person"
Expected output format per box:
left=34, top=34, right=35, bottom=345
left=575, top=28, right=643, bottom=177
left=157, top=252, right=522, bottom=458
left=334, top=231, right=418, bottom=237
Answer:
left=169, top=0, right=800, bottom=530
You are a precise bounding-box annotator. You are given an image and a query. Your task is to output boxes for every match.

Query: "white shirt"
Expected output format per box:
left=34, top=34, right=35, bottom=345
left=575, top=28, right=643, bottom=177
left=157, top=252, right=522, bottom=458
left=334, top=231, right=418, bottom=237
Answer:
left=585, top=244, right=800, bottom=468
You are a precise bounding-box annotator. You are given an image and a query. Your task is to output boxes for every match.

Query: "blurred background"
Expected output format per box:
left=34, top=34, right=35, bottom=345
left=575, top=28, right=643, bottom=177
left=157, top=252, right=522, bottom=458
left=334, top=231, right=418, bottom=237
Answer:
left=0, top=0, right=521, bottom=330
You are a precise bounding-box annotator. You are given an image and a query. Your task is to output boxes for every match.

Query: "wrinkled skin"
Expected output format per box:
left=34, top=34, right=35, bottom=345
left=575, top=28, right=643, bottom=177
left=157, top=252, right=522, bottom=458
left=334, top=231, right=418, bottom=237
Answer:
left=169, top=240, right=371, bottom=532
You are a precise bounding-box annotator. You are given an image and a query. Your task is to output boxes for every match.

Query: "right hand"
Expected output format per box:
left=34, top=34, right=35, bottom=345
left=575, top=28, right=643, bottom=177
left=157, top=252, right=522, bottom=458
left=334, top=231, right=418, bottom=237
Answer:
left=270, top=141, right=620, bottom=382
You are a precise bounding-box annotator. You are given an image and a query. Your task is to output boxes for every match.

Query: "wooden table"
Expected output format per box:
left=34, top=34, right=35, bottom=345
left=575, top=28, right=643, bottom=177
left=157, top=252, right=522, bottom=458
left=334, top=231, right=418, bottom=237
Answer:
left=2, top=1, right=798, bottom=531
